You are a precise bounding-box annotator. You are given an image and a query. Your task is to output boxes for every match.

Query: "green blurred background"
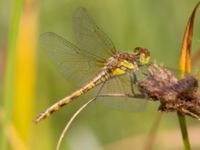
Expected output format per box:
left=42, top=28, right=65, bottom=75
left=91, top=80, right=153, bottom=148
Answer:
left=1, top=0, right=200, bottom=150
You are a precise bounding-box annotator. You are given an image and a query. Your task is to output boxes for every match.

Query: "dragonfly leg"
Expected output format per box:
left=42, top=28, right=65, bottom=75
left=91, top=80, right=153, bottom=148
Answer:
left=139, top=88, right=148, bottom=99
left=130, top=73, right=138, bottom=95
left=98, top=93, right=145, bottom=99
left=180, top=108, right=200, bottom=120
left=132, top=72, right=138, bottom=84
left=130, top=73, right=149, bottom=99
left=94, top=81, right=106, bottom=100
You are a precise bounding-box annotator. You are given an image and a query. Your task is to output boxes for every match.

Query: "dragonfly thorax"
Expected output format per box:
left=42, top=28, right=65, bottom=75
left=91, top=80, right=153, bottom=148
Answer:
left=104, top=52, right=138, bottom=76
left=105, top=47, right=150, bottom=76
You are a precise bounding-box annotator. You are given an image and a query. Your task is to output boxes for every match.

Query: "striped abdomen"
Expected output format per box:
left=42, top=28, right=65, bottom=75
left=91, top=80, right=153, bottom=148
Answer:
left=34, top=70, right=110, bottom=123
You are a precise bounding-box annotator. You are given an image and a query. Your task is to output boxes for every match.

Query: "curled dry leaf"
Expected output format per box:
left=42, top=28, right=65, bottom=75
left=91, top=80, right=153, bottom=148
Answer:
left=180, top=1, right=200, bottom=73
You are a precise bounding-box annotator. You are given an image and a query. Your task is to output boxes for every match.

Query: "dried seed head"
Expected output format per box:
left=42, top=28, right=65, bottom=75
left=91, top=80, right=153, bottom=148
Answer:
left=138, top=63, right=200, bottom=120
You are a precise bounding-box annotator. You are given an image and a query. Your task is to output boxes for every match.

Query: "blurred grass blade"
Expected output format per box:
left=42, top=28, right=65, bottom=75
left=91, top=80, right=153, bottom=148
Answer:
left=1, top=0, right=24, bottom=149
left=143, top=113, right=162, bottom=150
left=178, top=1, right=200, bottom=150
left=13, top=0, right=38, bottom=146
left=0, top=108, right=28, bottom=150
left=7, top=124, right=28, bottom=150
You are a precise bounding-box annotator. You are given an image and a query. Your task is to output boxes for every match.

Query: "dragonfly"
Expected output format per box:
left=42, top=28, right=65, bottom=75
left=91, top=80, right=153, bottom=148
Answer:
left=34, top=7, right=150, bottom=123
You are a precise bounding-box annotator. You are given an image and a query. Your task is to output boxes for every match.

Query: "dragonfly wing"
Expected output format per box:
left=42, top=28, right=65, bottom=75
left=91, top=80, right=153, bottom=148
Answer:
left=40, top=32, right=102, bottom=85
left=97, top=73, right=148, bottom=112
left=73, top=7, right=117, bottom=60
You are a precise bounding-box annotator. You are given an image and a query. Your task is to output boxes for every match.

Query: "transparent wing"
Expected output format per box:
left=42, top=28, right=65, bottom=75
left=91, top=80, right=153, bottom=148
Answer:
left=40, top=32, right=103, bottom=85
left=73, top=7, right=117, bottom=60
left=96, top=72, right=148, bottom=112
left=96, top=65, right=194, bottom=112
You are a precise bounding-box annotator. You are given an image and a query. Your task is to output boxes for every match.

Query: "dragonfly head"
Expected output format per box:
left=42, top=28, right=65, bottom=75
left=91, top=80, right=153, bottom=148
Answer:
left=133, top=47, right=150, bottom=66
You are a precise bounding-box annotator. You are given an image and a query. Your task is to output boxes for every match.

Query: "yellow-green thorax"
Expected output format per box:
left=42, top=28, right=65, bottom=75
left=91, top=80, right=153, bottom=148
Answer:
left=104, top=47, right=150, bottom=76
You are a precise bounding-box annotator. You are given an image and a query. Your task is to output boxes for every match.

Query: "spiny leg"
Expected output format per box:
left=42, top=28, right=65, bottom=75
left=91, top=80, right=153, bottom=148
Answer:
left=94, top=81, right=106, bottom=100
left=132, top=72, right=138, bottom=84
left=97, top=73, right=147, bottom=99
left=98, top=92, right=148, bottom=112
left=98, top=93, right=145, bottom=99
left=130, top=72, right=149, bottom=99
left=139, top=88, right=148, bottom=99
left=130, top=73, right=138, bottom=95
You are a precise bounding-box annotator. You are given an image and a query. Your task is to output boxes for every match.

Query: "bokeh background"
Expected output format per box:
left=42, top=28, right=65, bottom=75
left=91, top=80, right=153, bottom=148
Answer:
left=1, top=0, right=200, bottom=150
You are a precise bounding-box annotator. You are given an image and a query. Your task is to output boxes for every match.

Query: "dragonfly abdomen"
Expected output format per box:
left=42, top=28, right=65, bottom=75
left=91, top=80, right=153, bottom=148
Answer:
left=34, top=70, right=110, bottom=123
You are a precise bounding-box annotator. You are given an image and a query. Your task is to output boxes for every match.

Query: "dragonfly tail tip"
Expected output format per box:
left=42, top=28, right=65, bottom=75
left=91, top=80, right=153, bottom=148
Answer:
left=33, top=119, right=39, bottom=124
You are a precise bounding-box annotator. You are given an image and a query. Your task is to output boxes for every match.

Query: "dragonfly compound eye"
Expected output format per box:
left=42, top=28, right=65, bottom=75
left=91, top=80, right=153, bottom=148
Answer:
left=133, top=47, right=150, bottom=65
left=133, top=47, right=143, bottom=55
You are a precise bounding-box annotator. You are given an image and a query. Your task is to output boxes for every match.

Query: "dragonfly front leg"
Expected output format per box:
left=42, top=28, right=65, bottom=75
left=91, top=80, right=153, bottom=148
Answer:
left=130, top=73, right=138, bottom=95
